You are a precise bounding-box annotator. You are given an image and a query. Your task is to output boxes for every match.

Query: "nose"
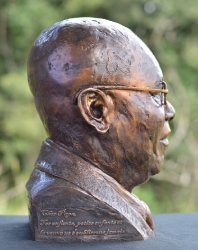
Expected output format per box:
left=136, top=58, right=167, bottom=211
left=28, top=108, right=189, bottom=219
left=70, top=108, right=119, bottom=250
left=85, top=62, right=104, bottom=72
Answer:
left=165, top=101, right=175, bottom=121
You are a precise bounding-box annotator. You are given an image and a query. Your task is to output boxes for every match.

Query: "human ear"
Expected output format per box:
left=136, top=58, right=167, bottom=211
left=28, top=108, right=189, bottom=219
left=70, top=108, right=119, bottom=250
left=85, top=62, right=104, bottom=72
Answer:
left=77, top=88, right=114, bottom=134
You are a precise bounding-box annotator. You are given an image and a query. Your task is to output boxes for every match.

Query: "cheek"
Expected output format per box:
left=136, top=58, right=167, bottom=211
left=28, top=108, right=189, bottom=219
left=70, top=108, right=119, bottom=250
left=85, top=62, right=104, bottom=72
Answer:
left=113, top=92, right=165, bottom=148
left=115, top=95, right=165, bottom=157
left=145, top=104, right=165, bottom=141
left=114, top=110, right=151, bottom=165
left=110, top=97, right=165, bottom=186
left=133, top=93, right=165, bottom=140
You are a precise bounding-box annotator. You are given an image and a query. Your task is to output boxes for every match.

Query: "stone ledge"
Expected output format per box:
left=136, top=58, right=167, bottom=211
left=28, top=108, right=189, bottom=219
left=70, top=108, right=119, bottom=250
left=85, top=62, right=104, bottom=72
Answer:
left=0, top=213, right=197, bottom=250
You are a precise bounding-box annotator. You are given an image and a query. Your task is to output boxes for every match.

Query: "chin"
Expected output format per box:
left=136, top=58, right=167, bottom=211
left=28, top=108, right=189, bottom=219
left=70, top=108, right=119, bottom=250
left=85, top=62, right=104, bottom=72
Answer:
left=149, top=155, right=164, bottom=176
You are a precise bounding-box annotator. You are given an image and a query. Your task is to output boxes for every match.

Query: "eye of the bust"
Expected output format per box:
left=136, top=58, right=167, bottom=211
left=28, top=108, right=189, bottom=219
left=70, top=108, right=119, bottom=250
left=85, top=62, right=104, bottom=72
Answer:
left=149, top=92, right=162, bottom=106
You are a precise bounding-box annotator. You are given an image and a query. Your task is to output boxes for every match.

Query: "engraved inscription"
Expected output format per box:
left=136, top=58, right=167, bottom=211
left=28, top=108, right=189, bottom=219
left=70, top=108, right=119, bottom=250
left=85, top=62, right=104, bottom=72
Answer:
left=39, top=219, right=123, bottom=228
left=39, top=228, right=125, bottom=236
left=40, top=209, right=76, bottom=218
left=37, top=208, right=125, bottom=238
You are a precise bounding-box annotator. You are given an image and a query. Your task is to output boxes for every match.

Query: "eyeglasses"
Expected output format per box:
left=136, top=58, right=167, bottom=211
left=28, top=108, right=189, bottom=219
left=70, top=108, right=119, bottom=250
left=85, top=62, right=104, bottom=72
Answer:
left=74, top=81, right=168, bottom=106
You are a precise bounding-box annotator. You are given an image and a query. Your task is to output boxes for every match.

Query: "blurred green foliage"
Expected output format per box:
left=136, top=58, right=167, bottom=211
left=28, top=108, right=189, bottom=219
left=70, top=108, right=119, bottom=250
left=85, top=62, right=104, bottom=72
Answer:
left=0, top=0, right=198, bottom=214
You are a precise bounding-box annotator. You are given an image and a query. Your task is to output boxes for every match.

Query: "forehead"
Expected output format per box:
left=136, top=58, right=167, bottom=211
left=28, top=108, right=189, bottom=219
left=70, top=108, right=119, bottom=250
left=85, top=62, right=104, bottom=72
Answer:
left=91, top=35, right=163, bottom=89
left=120, top=33, right=163, bottom=89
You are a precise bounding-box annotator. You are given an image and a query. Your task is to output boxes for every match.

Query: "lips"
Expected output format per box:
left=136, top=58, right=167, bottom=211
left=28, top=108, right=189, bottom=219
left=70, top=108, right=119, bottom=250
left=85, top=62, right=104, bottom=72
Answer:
left=159, top=122, right=171, bottom=151
left=159, top=138, right=169, bottom=154
left=159, top=137, right=169, bottom=147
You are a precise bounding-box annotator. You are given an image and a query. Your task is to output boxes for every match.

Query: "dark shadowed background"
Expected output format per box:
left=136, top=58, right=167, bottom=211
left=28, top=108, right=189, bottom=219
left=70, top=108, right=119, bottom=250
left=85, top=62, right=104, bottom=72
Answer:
left=0, top=0, right=198, bottom=214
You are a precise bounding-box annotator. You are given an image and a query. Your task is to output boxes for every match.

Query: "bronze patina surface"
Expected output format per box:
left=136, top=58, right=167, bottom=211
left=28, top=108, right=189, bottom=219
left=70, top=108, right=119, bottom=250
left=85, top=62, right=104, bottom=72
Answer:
left=26, top=18, right=175, bottom=242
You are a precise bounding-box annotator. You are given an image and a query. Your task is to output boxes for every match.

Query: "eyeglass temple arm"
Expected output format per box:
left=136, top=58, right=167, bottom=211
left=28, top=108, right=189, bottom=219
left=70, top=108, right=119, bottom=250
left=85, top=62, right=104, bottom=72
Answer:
left=73, top=81, right=168, bottom=104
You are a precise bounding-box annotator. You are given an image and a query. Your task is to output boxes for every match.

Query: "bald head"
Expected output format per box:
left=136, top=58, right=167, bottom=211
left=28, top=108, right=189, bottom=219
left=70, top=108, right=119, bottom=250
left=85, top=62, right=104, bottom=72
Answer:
left=28, top=18, right=162, bottom=92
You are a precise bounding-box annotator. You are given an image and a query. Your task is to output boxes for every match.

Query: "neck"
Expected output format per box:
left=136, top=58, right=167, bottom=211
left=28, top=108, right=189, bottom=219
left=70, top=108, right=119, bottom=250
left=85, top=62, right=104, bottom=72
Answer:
left=52, top=137, right=136, bottom=192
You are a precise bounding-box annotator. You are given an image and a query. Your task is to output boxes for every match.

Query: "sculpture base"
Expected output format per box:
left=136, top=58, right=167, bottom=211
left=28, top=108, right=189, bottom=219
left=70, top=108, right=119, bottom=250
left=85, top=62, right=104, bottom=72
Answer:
left=28, top=189, right=146, bottom=242
left=26, top=140, right=154, bottom=242
left=26, top=169, right=153, bottom=242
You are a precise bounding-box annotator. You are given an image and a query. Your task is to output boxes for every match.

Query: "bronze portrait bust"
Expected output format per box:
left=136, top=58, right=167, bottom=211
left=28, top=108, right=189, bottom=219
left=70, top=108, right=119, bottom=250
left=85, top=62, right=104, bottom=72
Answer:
left=26, top=18, right=175, bottom=242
